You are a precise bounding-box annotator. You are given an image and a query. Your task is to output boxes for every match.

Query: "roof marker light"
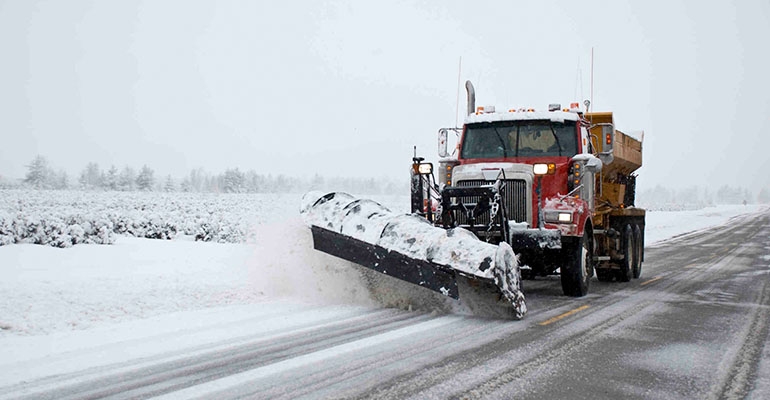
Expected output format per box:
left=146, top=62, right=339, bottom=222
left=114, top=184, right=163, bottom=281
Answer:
left=476, top=105, right=495, bottom=114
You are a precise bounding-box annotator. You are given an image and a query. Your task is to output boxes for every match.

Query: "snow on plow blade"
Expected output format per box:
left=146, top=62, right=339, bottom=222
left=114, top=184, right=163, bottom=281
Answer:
left=300, top=192, right=527, bottom=319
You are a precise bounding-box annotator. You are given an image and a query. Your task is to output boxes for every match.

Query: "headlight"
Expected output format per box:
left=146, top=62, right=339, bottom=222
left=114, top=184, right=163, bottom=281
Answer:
left=533, top=164, right=549, bottom=175
left=533, top=163, right=555, bottom=175
left=544, top=211, right=573, bottom=223
left=418, top=163, right=433, bottom=174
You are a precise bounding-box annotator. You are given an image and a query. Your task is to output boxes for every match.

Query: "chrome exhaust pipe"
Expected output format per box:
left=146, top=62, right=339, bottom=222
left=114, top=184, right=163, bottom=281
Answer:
left=465, top=80, right=476, bottom=116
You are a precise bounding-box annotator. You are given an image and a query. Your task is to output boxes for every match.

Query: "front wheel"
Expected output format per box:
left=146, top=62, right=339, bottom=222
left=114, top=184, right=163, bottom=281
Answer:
left=561, top=229, right=593, bottom=297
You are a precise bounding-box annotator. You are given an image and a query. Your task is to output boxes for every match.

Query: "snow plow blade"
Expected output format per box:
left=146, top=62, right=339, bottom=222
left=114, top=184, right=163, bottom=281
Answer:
left=310, top=225, right=461, bottom=298
left=300, top=192, right=527, bottom=319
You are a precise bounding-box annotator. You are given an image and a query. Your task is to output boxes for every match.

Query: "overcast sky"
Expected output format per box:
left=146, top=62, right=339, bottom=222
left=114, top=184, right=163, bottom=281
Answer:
left=1, top=0, right=768, bottom=191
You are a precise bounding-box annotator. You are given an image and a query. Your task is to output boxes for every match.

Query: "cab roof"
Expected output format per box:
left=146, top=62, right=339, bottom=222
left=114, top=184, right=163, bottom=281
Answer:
left=464, top=110, right=581, bottom=125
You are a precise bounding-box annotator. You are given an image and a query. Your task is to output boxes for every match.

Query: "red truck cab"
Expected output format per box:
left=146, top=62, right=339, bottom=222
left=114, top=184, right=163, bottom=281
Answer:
left=413, top=81, right=643, bottom=297
left=429, top=94, right=603, bottom=295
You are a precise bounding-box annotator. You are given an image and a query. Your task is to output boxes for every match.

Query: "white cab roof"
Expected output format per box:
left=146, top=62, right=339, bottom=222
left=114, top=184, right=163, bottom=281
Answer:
left=465, top=110, right=580, bottom=125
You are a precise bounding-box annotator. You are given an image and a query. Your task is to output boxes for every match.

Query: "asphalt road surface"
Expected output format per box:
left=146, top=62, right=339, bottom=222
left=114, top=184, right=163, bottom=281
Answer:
left=3, top=210, right=769, bottom=399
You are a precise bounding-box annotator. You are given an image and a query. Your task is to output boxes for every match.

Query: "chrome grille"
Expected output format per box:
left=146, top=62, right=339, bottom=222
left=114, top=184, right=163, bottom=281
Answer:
left=455, top=179, right=528, bottom=225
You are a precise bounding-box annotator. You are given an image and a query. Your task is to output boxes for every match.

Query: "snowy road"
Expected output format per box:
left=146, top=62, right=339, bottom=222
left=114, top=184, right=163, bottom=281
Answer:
left=2, top=208, right=769, bottom=399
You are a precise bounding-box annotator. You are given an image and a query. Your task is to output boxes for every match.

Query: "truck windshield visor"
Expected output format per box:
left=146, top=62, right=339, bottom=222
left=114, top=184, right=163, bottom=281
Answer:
left=461, top=120, right=578, bottom=159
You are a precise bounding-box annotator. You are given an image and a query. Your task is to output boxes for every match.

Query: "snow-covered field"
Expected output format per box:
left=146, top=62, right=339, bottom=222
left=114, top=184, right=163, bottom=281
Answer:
left=0, top=192, right=765, bottom=389
left=0, top=190, right=330, bottom=246
left=643, top=204, right=765, bottom=244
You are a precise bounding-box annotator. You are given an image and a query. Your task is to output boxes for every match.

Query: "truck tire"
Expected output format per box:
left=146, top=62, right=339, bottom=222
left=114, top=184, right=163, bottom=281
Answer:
left=616, top=224, right=634, bottom=282
left=632, top=224, right=643, bottom=279
left=561, top=229, right=592, bottom=297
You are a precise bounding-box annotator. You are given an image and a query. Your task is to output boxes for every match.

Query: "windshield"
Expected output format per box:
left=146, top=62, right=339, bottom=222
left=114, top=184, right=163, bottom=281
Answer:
left=460, top=120, right=578, bottom=159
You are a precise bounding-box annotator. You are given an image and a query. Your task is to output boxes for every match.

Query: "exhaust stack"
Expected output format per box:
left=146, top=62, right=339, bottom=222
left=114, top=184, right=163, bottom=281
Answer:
left=465, top=80, right=476, bottom=116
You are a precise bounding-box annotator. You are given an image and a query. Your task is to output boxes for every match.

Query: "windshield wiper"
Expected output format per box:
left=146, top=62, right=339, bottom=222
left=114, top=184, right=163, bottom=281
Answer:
left=493, top=128, right=508, bottom=158
left=514, top=125, right=520, bottom=157
left=548, top=122, right=563, bottom=156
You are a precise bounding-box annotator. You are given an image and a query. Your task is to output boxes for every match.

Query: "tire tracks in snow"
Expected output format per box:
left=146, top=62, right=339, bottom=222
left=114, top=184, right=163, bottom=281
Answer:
left=225, top=316, right=521, bottom=400
left=352, top=211, right=770, bottom=399
left=713, top=222, right=770, bottom=400
left=1, top=308, right=428, bottom=400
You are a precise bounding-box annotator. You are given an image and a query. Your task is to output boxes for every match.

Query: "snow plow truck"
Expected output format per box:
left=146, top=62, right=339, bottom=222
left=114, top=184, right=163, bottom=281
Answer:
left=301, top=81, right=644, bottom=319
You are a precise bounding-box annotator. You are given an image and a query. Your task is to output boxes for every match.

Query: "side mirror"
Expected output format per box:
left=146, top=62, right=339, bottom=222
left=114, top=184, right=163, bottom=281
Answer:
left=438, top=129, right=449, bottom=158
left=601, top=124, right=614, bottom=154
left=596, top=124, right=615, bottom=165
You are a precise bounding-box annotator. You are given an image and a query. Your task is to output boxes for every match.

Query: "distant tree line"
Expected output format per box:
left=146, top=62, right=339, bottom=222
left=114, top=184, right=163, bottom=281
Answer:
left=8, top=156, right=769, bottom=203
left=9, top=155, right=406, bottom=195
left=638, top=184, right=770, bottom=209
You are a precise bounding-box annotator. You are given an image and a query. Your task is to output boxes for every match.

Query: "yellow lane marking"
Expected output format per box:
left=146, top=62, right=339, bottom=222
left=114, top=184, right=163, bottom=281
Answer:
left=641, top=276, right=662, bottom=286
left=684, top=264, right=697, bottom=269
left=539, top=305, right=590, bottom=326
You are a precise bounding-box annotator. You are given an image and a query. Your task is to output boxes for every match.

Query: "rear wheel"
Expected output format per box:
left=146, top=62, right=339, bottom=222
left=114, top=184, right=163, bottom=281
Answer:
left=632, top=224, right=643, bottom=279
left=616, top=224, right=634, bottom=282
left=561, top=229, right=593, bottom=297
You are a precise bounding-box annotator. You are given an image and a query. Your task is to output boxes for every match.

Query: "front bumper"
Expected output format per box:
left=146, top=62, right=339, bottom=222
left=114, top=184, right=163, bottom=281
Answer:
left=509, top=228, right=562, bottom=250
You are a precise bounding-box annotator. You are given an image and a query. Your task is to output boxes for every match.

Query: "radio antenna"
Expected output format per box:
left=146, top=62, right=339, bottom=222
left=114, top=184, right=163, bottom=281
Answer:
left=574, top=56, right=582, bottom=101
left=455, top=56, right=462, bottom=128
left=590, top=47, right=594, bottom=112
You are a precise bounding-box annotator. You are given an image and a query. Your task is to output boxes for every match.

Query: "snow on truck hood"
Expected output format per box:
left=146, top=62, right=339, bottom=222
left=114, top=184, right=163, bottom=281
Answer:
left=451, top=163, right=533, bottom=175
left=451, top=163, right=534, bottom=183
